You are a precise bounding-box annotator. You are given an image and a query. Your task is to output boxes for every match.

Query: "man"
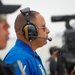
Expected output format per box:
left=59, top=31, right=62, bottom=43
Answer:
left=3, top=7, right=50, bottom=75
left=0, top=0, right=21, bottom=49
left=0, top=0, right=21, bottom=75
left=48, top=46, right=58, bottom=75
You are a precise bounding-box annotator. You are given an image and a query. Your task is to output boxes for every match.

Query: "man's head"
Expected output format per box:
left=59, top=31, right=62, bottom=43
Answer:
left=0, top=0, right=21, bottom=49
left=49, top=46, right=58, bottom=57
left=14, top=7, right=50, bottom=50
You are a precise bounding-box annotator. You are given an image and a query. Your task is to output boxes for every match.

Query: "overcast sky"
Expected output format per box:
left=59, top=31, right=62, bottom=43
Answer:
left=2, top=0, right=75, bottom=38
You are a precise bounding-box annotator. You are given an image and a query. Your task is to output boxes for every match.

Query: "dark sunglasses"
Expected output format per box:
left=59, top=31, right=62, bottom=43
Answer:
left=37, top=25, right=47, bottom=31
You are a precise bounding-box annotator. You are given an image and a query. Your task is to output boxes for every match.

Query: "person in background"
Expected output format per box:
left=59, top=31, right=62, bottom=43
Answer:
left=47, top=46, right=58, bottom=75
left=0, top=0, right=21, bottom=75
left=47, top=46, right=68, bottom=75
left=0, top=0, right=21, bottom=49
left=3, top=7, right=50, bottom=75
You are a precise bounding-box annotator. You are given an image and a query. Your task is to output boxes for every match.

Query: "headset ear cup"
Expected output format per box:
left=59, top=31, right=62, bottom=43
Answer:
left=24, top=25, right=29, bottom=40
left=22, top=25, right=29, bottom=40
left=22, top=24, right=38, bottom=41
left=28, top=24, right=38, bottom=40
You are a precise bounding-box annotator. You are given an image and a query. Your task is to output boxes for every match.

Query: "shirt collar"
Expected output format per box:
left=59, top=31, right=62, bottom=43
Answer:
left=15, top=39, right=39, bottom=57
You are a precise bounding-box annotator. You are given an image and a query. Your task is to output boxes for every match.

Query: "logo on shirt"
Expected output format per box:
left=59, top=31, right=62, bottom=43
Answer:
left=39, top=64, right=46, bottom=75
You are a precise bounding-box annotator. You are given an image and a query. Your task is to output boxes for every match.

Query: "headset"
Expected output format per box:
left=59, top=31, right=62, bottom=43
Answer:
left=20, top=7, right=38, bottom=41
left=20, top=7, right=52, bottom=41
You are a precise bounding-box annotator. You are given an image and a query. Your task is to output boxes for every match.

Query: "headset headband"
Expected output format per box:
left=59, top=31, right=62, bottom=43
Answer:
left=20, top=7, right=30, bottom=24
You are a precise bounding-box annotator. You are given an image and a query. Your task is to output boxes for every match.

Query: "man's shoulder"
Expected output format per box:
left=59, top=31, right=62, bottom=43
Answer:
left=4, top=46, right=33, bottom=61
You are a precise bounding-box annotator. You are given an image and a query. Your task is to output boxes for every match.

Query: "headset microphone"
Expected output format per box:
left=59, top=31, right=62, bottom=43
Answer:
left=29, top=36, right=52, bottom=41
left=47, top=37, right=52, bottom=41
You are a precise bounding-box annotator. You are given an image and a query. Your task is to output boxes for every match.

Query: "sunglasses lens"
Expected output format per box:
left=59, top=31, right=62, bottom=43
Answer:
left=37, top=26, right=47, bottom=31
left=43, top=26, right=46, bottom=31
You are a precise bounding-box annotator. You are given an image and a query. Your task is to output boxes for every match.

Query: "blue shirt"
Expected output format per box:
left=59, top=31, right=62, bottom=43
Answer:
left=3, top=39, right=47, bottom=75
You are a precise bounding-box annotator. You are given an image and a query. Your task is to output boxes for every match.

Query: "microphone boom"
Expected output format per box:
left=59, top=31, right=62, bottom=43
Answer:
left=29, top=36, right=52, bottom=41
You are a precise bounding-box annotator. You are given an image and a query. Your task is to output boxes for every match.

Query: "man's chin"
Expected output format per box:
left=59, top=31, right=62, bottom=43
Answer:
left=0, top=43, right=7, bottom=49
left=42, top=41, right=47, bottom=46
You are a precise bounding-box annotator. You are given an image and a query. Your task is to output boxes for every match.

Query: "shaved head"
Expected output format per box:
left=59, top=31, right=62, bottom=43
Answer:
left=14, top=13, right=25, bottom=33
left=14, top=11, right=39, bottom=36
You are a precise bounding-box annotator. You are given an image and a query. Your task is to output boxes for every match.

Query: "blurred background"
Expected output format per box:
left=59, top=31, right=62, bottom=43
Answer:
left=0, top=0, right=75, bottom=71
